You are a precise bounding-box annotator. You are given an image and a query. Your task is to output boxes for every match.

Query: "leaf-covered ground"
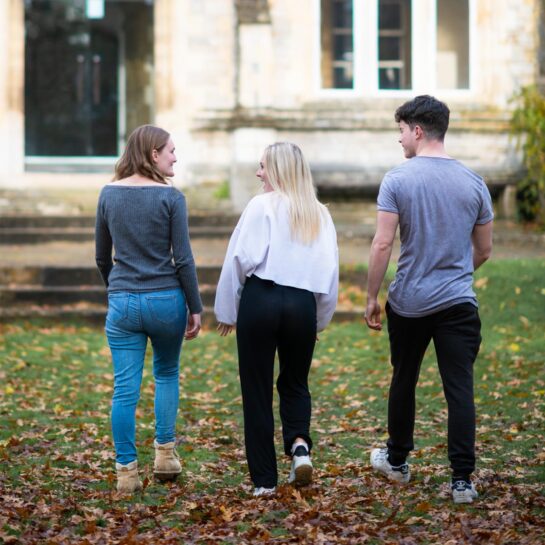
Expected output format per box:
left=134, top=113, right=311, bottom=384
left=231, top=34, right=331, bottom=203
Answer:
left=0, top=259, right=544, bottom=544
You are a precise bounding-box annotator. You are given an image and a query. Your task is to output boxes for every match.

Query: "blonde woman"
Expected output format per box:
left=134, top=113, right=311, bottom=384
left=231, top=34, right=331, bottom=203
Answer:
left=214, top=142, right=338, bottom=496
left=95, top=125, right=202, bottom=494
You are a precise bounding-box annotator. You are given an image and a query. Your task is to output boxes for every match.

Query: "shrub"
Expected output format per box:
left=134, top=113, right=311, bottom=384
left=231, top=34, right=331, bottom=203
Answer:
left=213, top=180, right=231, bottom=200
left=510, top=85, right=545, bottom=226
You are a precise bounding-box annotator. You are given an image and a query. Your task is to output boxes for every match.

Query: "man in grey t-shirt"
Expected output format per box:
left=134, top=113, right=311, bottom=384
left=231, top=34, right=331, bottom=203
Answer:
left=364, top=95, right=493, bottom=504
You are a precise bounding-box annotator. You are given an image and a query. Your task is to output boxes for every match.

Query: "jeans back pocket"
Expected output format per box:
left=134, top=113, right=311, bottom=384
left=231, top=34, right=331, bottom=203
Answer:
left=107, top=294, right=129, bottom=325
left=145, top=294, right=180, bottom=325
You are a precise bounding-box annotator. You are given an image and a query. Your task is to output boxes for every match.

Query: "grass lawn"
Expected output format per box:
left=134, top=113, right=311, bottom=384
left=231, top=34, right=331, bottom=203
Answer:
left=0, top=259, right=544, bottom=544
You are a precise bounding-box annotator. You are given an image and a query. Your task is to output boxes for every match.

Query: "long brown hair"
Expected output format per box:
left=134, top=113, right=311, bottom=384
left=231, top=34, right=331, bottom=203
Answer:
left=114, top=125, right=170, bottom=183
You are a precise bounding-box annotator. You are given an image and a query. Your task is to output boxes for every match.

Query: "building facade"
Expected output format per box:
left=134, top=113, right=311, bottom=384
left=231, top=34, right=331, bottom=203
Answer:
left=0, top=0, right=543, bottom=209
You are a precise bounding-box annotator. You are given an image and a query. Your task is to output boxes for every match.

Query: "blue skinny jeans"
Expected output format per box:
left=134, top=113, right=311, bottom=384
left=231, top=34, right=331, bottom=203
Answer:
left=105, top=288, right=187, bottom=465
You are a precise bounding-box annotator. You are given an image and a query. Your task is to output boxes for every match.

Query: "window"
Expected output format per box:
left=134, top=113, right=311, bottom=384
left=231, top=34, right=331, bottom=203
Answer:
left=321, top=0, right=354, bottom=89
left=319, top=0, right=472, bottom=93
left=436, top=0, right=469, bottom=89
left=378, top=0, right=411, bottom=89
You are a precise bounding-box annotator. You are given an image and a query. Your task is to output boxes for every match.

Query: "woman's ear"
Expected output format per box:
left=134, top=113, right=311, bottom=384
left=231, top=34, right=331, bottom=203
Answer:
left=151, top=148, right=158, bottom=164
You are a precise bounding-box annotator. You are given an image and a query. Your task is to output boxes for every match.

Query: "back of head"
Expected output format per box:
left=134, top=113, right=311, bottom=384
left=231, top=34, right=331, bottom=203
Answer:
left=394, top=95, right=450, bottom=141
left=263, top=142, right=324, bottom=245
left=114, top=124, right=170, bottom=183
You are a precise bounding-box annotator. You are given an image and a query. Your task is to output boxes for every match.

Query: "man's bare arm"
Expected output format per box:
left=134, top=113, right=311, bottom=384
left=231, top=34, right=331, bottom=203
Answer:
left=365, top=211, right=399, bottom=330
left=472, top=221, right=493, bottom=270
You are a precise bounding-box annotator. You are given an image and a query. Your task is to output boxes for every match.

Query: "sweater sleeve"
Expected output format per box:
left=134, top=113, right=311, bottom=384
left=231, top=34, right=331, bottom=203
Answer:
left=94, top=193, right=113, bottom=287
left=171, top=192, right=203, bottom=314
left=315, top=221, right=339, bottom=331
left=214, top=197, right=271, bottom=325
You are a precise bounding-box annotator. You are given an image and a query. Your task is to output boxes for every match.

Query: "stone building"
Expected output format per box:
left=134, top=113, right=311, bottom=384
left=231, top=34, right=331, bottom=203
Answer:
left=0, top=0, right=543, bottom=210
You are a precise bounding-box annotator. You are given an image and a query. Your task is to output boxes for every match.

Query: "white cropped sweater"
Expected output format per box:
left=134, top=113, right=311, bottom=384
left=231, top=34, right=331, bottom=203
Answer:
left=214, top=192, right=339, bottom=331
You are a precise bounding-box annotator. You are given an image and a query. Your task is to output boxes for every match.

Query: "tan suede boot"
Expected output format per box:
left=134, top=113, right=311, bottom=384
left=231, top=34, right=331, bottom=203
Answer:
left=154, top=440, right=182, bottom=481
left=116, top=460, right=143, bottom=493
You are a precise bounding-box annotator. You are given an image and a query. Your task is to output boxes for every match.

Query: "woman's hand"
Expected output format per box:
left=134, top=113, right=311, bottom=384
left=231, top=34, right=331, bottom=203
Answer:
left=185, top=313, right=202, bottom=340
left=217, top=322, right=234, bottom=336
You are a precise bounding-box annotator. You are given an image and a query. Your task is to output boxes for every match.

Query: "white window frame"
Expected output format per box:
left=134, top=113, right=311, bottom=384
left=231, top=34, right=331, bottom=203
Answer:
left=314, top=0, right=361, bottom=97
left=314, top=0, right=475, bottom=98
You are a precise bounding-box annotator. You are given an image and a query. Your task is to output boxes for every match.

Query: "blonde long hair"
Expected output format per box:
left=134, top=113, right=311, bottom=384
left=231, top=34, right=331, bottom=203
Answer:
left=114, top=125, right=170, bottom=183
left=263, top=142, right=326, bottom=244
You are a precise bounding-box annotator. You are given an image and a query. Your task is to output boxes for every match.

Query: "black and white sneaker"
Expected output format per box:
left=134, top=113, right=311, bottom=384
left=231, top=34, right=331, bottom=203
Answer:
left=451, top=480, right=478, bottom=504
left=288, top=444, right=313, bottom=487
left=370, top=448, right=410, bottom=484
left=253, top=486, right=276, bottom=497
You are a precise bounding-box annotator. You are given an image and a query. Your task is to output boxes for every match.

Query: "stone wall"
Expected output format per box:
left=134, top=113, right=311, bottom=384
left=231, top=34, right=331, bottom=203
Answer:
left=178, top=0, right=539, bottom=209
left=0, top=0, right=541, bottom=209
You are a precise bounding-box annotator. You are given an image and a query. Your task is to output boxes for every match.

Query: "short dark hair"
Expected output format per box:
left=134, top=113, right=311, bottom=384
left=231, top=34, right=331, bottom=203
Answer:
left=394, top=95, right=450, bottom=141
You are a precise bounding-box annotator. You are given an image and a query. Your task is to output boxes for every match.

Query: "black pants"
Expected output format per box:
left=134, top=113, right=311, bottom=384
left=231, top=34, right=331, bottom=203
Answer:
left=385, top=302, right=481, bottom=477
left=237, top=275, right=317, bottom=488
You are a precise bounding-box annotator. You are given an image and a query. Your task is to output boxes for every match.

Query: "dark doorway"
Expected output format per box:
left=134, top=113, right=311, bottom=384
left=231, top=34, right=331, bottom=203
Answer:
left=25, top=1, right=153, bottom=159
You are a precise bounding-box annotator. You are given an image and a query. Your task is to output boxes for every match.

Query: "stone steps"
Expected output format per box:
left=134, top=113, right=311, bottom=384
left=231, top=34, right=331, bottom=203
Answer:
left=0, top=214, right=239, bottom=228
left=0, top=304, right=363, bottom=325
left=2, top=213, right=544, bottom=245
left=0, top=265, right=366, bottom=288
left=0, top=265, right=366, bottom=324
left=0, top=265, right=223, bottom=286
left=0, top=284, right=218, bottom=307
left=0, top=226, right=240, bottom=244
left=0, top=214, right=240, bottom=244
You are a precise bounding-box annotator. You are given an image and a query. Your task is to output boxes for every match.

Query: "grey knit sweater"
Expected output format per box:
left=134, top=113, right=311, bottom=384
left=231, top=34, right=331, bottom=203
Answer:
left=95, top=185, right=203, bottom=314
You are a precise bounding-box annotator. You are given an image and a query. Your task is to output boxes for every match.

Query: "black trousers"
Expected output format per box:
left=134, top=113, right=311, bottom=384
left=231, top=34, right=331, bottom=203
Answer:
left=237, top=275, right=317, bottom=488
left=385, top=302, right=482, bottom=477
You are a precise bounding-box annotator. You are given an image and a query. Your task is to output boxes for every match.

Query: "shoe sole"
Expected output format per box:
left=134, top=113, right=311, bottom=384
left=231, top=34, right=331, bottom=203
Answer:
left=452, top=493, right=477, bottom=504
left=374, top=467, right=410, bottom=484
left=292, top=464, right=313, bottom=487
left=154, top=471, right=181, bottom=482
left=453, top=497, right=475, bottom=504
left=253, top=489, right=276, bottom=497
left=117, top=483, right=143, bottom=493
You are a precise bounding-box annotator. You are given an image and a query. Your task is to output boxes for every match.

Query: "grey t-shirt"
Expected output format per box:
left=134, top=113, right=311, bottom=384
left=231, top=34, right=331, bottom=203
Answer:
left=377, top=156, right=494, bottom=317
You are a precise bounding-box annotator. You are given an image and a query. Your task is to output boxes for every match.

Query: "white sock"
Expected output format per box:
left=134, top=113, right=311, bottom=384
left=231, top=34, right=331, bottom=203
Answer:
left=291, top=440, right=309, bottom=455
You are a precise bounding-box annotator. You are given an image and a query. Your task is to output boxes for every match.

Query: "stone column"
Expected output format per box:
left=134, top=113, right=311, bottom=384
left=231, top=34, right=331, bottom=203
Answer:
left=0, top=0, right=24, bottom=185
left=230, top=127, right=276, bottom=210
left=230, top=0, right=275, bottom=210
left=154, top=0, right=175, bottom=119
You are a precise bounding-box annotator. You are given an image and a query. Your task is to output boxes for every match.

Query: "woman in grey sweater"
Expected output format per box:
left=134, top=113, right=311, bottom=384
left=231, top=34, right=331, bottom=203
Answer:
left=95, top=125, right=202, bottom=494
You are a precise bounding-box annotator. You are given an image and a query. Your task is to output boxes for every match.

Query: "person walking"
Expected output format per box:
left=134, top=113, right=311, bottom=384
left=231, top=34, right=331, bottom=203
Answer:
left=214, top=142, right=338, bottom=497
left=95, top=125, right=202, bottom=494
left=364, top=96, right=493, bottom=504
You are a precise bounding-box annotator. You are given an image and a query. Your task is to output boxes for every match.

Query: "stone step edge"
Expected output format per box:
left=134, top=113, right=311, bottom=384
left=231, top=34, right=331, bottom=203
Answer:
left=0, top=226, right=237, bottom=234
left=0, top=230, right=378, bottom=243
left=0, top=284, right=217, bottom=293
left=0, top=230, right=543, bottom=246
left=0, top=215, right=240, bottom=228
left=0, top=306, right=363, bottom=324
left=0, top=269, right=368, bottom=288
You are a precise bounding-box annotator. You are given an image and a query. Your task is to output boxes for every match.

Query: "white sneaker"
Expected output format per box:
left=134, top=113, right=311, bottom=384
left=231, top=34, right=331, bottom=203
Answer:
left=451, top=480, right=478, bottom=504
left=370, top=448, right=410, bottom=484
left=253, top=486, right=276, bottom=497
left=288, top=444, right=313, bottom=487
